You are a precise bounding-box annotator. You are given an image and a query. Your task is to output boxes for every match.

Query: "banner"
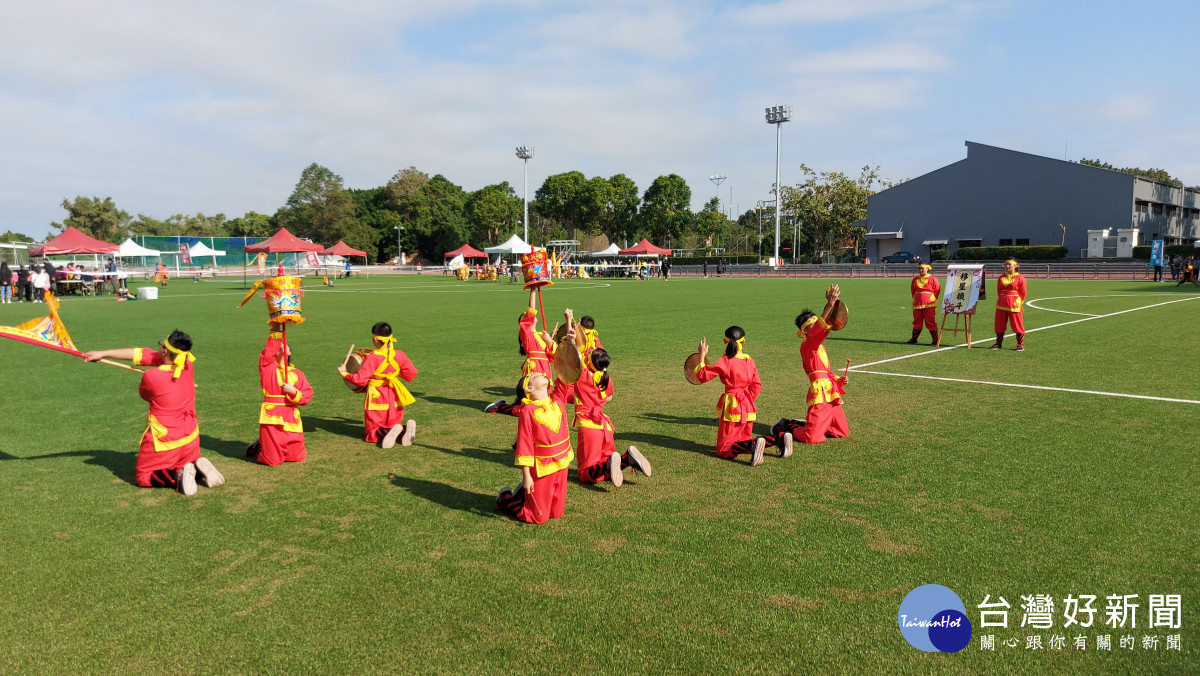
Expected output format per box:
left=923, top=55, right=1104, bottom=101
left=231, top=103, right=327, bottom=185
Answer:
left=1151, top=240, right=1164, bottom=267
left=0, top=293, right=82, bottom=357
left=942, top=265, right=985, bottom=315
left=177, top=243, right=192, bottom=265
left=305, top=251, right=320, bottom=267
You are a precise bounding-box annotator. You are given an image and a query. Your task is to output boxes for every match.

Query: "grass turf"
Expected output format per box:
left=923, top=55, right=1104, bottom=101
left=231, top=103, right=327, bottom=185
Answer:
left=0, top=274, right=1196, bottom=674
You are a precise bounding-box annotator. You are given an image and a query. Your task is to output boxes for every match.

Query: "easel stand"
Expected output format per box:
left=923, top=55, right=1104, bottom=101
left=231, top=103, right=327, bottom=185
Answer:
left=939, top=312, right=973, bottom=348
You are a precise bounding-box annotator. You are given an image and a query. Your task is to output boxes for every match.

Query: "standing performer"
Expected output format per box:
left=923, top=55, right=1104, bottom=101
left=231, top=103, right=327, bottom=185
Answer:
left=83, top=330, right=224, bottom=496
left=907, top=263, right=941, bottom=345
left=577, top=315, right=604, bottom=356
left=495, top=327, right=577, bottom=524
left=990, top=259, right=1028, bottom=351
left=772, top=285, right=849, bottom=446
left=247, top=323, right=314, bottom=465
left=692, top=326, right=769, bottom=466
left=338, top=322, right=418, bottom=448
left=154, top=262, right=169, bottom=287
left=484, top=289, right=562, bottom=415
left=572, top=347, right=651, bottom=487
left=1176, top=258, right=1198, bottom=287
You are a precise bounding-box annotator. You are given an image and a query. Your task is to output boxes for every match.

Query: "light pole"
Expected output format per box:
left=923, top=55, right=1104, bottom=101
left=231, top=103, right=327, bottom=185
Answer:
left=394, top=223, right=404, bottom=266
left=516, top=146, right=535, bottom=242
left=708, top=175, right=726, bottom=253
left=765, top=105, right=791, bottom=265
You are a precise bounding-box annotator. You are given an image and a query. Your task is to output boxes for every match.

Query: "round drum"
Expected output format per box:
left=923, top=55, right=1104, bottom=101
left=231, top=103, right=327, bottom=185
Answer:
left=553, top=340, right=584, bottom=384
left=521, top=251, right=554, bottom=289
left=684, top=352, right=703, bottom=385
left=342, top=348, right=373, bottom=393
left=263, top=275, right=305, bottom=325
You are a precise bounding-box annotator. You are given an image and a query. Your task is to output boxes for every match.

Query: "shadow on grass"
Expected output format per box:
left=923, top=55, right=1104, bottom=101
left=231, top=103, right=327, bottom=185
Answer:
left=389, top=474, right=498, bottom=518
left=831, top=336, right=937, bottom=346
left=619, top=431, right=710, bottom=456
left=637, top=412, right=716, bottom=427
left=199, top=433, right=254, bottom=462
left=302, top=416, right=363, bottom=439
left=2, top=448, right=134, bottom=484
left=418, top=442, right=511, bottom=467
left=421, top=394, right=493, bottom=412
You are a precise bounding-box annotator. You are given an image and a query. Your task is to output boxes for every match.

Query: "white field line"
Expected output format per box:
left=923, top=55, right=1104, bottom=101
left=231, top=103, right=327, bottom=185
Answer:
left=852, top=369, right=1200, bottom=405
left=851, top=295, right=1200, bottom=371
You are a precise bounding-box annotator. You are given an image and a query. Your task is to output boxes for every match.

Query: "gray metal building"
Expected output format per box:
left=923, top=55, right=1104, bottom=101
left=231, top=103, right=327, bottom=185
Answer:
left=864, top=141, right=1200, bottom=260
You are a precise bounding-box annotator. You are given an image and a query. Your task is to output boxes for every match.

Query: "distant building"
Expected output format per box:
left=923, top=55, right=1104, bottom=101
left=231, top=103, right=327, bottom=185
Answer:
left=863, top=141, right=1200, bottom=260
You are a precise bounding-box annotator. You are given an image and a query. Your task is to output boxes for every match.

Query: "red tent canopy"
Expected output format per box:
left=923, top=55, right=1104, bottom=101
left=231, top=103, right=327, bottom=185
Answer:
left=32, top=226, right=120, bottom=256
left=444, top=244, right=489, bottom=259
left=618, top=238, right=671, bottom=256
left=322, top=240, right=367, bottom=257
left=244, top=228, right=324, bottom=253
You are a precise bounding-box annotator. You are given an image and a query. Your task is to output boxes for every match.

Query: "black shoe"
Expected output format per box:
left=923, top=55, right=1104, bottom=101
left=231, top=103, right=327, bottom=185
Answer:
left=770, top=418, right=786, bottom=439
left=988, top=343, right=1002, bottom=350
left=245, top=441, right=262, bottom=458
left=484, top=399, right=505, bottom=413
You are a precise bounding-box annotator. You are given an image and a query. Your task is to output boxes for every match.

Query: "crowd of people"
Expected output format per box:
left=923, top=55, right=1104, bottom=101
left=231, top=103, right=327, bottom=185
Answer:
left=0, top=257, right=130, bottom=303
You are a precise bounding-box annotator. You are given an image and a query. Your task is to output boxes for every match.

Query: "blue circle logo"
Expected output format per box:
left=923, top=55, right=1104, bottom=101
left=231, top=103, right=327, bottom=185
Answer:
left=898, top=584, right=972, bottom=653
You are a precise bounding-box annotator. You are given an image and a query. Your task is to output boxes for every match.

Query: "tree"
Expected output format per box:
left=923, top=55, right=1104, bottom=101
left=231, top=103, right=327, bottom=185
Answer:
left=347, top=187, right=395, bottom=264
left=639, top=174, right=692, bottom=247
left=0, top=230, right=35, bottom=243
left=534, top=171, right=588, bottom=240
left=586, top=174, right=641, bottom=247
left=781, top=165, right=879, bottom=259
left=694, top=197, right=728, bottom=253
left=224, top=211, right=276, bottom=238
left=163, top=213, right=227, bottom=237
left=52, top=196, right=131, bottom=242
left=1078, top=159, right=1180, bottom=186
left=275, top=163, right=373, bottom=255
left=466, top=182, right=521, bottom=246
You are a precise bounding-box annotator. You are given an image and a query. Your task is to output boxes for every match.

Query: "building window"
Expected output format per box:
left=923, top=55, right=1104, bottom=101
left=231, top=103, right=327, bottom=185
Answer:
left=957, top=239, right=982, bottom=248
left=1016, top=238, right=1029, bottom=246
left=1136, top=202, right=1149, bottom=214
left=1153, top=204, right=1164, bottom=215
left=998, top=238, right=1013, bottom=246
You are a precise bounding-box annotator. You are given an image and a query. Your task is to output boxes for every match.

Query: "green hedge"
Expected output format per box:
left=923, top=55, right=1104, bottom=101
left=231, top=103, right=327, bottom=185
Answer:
left=1132, top=244, right=1198, bottom=260
left=951, top=245, right=1067, bottom=261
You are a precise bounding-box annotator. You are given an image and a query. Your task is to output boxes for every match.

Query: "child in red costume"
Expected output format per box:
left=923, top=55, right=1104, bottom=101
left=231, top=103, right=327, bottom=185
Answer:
left=484, top=289, right=564, bottom=415
left=84, top=330, right=224, bottom=496
left=495, top=324, right=577, bottom=524
left=692, top=326, right=772, bottom=466
left=990, top=259, right=1028, bottom=351
left=572, top=347, right=651, bottom=487
left=772, top=285, right=850, bottom=446
left=907, top=263, right=941, bottom=345
left=338, top=321, right=418, bottom=448
left=247, top=323, right=314, bottom=465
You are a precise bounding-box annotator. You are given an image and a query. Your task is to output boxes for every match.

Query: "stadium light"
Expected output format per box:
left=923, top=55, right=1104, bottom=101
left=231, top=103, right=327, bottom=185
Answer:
left=516, top=146, right=535, bottom=243
left=764, top=105, right=791, bottom=265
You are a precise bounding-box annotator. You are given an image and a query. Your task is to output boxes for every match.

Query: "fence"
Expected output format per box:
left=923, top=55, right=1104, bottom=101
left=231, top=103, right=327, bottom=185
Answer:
left=668, top=262, right=1162, bottom=281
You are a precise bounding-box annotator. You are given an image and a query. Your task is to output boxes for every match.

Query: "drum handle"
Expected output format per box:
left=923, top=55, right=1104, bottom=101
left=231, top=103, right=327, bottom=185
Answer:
left=342, top=344, right=356, bottom=368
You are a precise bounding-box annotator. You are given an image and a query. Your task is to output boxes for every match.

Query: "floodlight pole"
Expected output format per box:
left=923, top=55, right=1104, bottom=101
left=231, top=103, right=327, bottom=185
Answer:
left=516, top=146, right=535, bottom=243
left=765, top=105, right=791, bottom=265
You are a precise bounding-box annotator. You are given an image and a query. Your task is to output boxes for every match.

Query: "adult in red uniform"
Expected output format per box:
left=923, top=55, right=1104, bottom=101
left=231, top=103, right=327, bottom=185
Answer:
left=246, top=324, right=313, bottom=465
left=495, top=326, right=577, bottom=524
left=907, top=263, right=941, bottom=345
left=484, top=289, right=562, bottom=415
left=338, top=322, right=417, bottom=448
left=572, top=348, right=651, bottom=487
left=692, top=326, right=769, bottom=466
left=84, top=330, right=224, bottom=496
left=772, top=285, right=849, bottom=446
left=990, top=259, right=1028, bottom=351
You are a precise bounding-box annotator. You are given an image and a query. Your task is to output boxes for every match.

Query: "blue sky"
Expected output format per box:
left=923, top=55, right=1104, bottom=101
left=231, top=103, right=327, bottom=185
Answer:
left=2, top=0, right=1198, bottom=240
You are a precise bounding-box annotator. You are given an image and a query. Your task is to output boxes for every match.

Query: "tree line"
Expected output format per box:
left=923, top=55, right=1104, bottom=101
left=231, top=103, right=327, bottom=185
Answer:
left=15, top=162, right=887, bottom=264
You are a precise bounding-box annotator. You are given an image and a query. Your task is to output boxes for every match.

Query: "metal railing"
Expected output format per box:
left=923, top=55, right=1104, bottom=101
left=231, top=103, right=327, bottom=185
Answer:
left=670, top=262, right=1164, bottom=281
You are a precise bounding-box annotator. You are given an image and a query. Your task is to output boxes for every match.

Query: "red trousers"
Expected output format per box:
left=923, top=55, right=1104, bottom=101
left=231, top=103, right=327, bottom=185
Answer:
left=135, top=430, right=201, bottom=488
left=506, top=470, right=567, bottom=524
left=257, top=424, right=306, bottom=466
left=576, top=425, right=615, bottom=483
left=994, top=310, right=1024, bottom=335
left=715, top=418, right=755, bottom=459
left=800, top=401, right=849, bottom=444
left=364, top=405, right=404, bottom=443
left=912, top=307, right=937, bottom=331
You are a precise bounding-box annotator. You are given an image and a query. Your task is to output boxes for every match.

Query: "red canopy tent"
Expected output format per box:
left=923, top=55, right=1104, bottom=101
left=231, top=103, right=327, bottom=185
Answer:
left=618, top=238, right=671, bottom=256
left=444, top=244, right=489, bottom=259
left=31, top=226, right=119, bottom=256
left=244, top=227, right=324, bottom=253
left=322, top=240, right=368, bottom=258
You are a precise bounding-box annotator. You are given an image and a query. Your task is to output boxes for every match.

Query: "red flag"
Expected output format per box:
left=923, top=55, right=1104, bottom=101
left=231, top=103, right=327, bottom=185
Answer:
left=0, top=293, right=83, bottom=357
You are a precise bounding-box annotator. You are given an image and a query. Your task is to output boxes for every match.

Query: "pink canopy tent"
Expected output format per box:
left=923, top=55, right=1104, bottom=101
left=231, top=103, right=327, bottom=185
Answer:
left=444, top=244, right=489, bottom=259
left=322, top=240, right=368, bottom=258
left=618, top=238, right=671, bottom=256
left=31, top=226, right=119, bottom=256
left=244, top=227, right=324, bottom=253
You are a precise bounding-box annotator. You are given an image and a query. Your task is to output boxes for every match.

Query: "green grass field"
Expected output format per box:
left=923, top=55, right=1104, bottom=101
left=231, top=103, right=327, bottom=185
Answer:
left=1, top=274, right=1196, bottom=674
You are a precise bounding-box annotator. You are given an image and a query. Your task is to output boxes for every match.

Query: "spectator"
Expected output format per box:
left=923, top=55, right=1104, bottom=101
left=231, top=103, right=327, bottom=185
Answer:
left=17, top=265, right=31, bottom=302
left=660, top=257, right=671, bottom=280
left=31, top=265, right=49, bottom=302
left=42, top=258, right=56, bottom=285
left=0, top=261, right=11, bottom=304
left=1170, top=254, right=1180, bottom=281
left=344, top=259, right=352, bottom=279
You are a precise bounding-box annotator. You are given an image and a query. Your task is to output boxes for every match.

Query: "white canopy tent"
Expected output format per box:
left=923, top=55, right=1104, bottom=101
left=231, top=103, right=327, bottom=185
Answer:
left=118, top=238, right=162, bottom=257
left=484, top=235, right=533, bottom=255
left=188, top=241, right=226, bottom=268
left=590, top=243, right=621, bottom=257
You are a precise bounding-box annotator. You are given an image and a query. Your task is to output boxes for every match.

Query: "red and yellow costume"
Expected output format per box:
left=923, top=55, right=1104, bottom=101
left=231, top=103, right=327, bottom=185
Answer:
left=519, top=307, right=556, bottom=378
left=573, top=361, right=616, bottom=483
left=255, top=330, right=313, bottom=465
left=693, top=340, right=762, bottom=458
left=132, top=342, right=200, bottom=487
left=994, top=262, right=1027, bottom=346
left=910, top=264, right=940, bottom=342
left=579, top=326, right=604, bottom=357
left=777, top=316, right=849, bottom=444
left=154, top=263, right=169, bottom=286
left=497, top=378, right=575, bottom=524
left=342, top=336, right=417, bottom=443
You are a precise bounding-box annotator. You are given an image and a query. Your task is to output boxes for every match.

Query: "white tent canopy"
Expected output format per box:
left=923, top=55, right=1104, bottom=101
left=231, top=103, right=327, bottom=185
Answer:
left=590, top=243, right=621, bottom=257
left=118, top=238, right=161, bottom=257
left=188, top=241, right=226, bottom=257
left=484, top=235, right=533, bottom=255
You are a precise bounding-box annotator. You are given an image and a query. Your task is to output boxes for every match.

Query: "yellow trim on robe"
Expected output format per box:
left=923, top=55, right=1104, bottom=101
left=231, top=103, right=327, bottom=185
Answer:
left=144, top=414, right=199, bottom=453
